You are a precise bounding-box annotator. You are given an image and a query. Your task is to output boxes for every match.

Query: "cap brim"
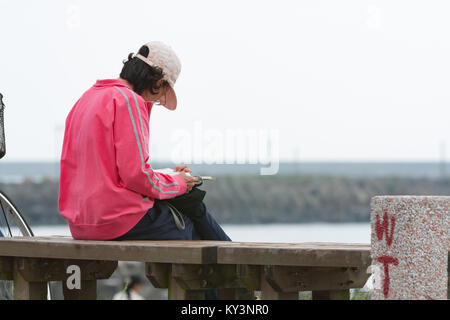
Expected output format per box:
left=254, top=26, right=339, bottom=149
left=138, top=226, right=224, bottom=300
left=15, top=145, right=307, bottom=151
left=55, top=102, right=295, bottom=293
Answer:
left=161, top=85, right=177, bottom=110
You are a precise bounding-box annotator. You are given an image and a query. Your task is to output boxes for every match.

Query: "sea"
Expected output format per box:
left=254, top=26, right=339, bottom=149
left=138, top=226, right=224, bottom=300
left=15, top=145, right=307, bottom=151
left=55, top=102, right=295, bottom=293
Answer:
left=31, top=223, right=371, bottom=243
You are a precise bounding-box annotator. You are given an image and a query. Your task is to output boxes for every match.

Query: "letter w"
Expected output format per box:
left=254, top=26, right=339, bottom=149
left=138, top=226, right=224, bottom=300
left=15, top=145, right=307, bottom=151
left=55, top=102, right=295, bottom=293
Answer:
left=375, top=210, right=395, bottom=246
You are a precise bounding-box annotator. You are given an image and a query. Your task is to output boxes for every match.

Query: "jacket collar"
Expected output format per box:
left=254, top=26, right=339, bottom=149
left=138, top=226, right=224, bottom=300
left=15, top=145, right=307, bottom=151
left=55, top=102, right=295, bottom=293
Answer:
left=94, top=79, right=154, bottom=114
left=94, top=79, right=132, bottom=90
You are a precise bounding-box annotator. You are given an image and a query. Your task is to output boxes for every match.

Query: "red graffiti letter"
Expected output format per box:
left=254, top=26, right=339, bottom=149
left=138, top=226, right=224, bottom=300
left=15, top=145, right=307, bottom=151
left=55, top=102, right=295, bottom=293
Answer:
left=375, top=255, right=399, bottom=298
left=375, top=210, right=395, bottom=246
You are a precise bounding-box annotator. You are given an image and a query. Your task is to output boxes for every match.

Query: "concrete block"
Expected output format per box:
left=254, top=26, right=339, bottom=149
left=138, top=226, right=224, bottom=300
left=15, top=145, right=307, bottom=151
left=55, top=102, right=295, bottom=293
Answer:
left=370, top=196, right=449, bottom=300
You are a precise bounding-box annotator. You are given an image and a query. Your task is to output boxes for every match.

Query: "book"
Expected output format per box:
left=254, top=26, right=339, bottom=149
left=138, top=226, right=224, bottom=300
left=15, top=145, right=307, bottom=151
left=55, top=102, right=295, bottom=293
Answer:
left=153, top=168, right=214, bottom=181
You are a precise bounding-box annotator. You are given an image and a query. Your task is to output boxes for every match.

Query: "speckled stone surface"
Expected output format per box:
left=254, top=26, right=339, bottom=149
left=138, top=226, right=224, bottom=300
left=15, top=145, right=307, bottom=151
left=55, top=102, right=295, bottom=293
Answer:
left=370, top=196, right=449, bottom=300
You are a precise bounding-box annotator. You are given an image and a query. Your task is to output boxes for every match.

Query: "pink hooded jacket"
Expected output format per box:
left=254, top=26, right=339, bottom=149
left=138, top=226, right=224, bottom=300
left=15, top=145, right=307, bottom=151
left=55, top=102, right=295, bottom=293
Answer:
left=58, top=79, right=187, bottom=240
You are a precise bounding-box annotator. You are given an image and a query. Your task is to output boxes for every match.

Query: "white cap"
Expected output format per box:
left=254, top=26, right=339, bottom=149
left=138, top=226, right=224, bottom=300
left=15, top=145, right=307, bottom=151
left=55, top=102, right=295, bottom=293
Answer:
left=134, top=41, right=181, bottom=110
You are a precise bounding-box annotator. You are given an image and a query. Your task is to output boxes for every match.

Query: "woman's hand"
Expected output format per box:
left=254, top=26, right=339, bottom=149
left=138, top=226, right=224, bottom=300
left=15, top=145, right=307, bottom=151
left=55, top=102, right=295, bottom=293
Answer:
left=178, top=171, right=199, bottom=193
left=174, top=165, right=192, bottom=173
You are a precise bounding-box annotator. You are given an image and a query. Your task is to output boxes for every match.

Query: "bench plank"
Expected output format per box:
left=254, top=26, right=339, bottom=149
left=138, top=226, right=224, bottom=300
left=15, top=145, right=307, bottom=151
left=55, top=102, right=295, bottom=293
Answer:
left=0, top=237, right=218, bottom=264
left=0, top=237, right=372, bottom=267
left=217, top=242, right=371, bottom=267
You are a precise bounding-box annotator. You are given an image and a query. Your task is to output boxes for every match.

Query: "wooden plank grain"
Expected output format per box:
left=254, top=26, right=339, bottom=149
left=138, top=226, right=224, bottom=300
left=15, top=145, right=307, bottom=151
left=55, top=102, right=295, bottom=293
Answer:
left=0, top=237, right=218, bottom=264
left=217, top=242, right=371, bottom=267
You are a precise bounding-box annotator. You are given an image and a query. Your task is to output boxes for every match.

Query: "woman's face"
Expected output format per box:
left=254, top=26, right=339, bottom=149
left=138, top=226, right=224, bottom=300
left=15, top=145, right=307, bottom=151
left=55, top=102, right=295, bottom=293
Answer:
left=141, top=79, right=168, bottom=103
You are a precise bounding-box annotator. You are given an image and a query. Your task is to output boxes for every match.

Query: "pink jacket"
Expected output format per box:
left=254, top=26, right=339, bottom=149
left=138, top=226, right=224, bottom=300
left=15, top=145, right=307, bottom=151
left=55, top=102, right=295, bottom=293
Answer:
left=58, top=79, right=187, bottom=240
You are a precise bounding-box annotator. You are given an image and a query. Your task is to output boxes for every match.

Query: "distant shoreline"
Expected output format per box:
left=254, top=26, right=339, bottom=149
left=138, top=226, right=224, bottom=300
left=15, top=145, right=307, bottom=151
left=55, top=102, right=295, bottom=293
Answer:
left=1, top=161, right=450, bottom=183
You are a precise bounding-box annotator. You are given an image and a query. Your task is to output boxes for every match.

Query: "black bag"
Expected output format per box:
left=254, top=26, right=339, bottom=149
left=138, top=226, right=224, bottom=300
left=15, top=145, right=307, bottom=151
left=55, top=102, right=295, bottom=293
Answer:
left=154, top=175, right=208, bottom=230
left=156, top=187, right=207, bottom=231
left=164, top=187, right=207, bottom=221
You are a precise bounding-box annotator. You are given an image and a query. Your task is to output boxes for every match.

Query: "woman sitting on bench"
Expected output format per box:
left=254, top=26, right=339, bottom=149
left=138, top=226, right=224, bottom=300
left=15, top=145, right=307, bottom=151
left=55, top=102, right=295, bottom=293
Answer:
left=58, top=41, right=231, bottom=245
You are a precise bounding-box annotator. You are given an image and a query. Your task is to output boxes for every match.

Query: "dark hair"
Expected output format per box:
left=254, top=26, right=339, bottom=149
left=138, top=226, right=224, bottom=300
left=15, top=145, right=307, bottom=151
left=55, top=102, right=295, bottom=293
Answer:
left=125, top=275, right=143, bottom=300
left=120, top=45, right=169, bottom=95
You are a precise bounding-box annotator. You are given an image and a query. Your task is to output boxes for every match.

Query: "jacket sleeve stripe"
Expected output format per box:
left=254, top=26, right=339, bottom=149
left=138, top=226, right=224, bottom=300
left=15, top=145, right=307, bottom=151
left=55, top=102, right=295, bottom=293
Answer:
left=113, top=86, right=179, bottom=194
left=125, top=88, right=179, bottom=188
left=126, top=88, right=149, bottom=157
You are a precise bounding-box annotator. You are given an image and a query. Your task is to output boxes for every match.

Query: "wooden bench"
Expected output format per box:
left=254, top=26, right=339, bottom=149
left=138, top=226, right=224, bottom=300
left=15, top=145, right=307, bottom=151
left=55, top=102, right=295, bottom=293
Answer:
left=0, top=237, right=371, bottom=300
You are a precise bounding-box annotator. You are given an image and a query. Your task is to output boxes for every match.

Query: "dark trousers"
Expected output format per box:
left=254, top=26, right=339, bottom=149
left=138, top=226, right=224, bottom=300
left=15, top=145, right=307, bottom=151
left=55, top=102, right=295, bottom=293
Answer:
left=113, top=201, right=232, bottom=299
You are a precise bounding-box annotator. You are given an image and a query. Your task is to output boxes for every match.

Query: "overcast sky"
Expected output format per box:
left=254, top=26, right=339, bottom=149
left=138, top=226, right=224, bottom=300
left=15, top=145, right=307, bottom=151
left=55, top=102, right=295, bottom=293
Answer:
left=0, top=0, right=450, bottom=162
